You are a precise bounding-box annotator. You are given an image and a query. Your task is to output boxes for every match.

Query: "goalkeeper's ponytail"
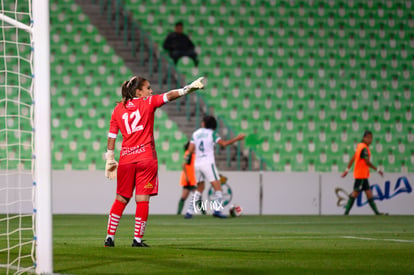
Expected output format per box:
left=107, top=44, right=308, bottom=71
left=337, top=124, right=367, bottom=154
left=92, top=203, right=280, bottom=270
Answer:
left=120, top=80, right=129, bottom=106
left=120, top=76, right=147, bottom=106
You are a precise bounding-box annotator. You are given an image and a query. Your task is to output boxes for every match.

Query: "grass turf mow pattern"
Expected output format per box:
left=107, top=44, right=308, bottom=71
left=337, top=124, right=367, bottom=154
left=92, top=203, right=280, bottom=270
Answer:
left=2, top=215, right=414, bottom=274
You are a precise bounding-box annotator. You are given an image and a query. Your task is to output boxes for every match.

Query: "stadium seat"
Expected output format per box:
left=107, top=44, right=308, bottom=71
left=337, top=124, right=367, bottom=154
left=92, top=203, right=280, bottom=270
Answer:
left=35, top=0, right=191, bottom=170
left=42, top=0, right=412, bottom=172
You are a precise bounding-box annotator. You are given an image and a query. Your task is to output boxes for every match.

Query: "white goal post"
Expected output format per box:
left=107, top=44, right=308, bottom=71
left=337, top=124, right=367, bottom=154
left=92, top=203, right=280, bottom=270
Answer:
left=32, top=0, right=53, bottom=273
left=0, top=0, right=52, bottom=274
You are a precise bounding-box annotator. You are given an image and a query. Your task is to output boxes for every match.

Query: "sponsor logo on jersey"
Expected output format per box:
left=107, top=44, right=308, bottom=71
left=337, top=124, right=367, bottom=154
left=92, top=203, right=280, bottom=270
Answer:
left=121, top=144, right=146, bottom=156
left=144, top=182, right=153, bottom=189
left=126, top=101, right=135, bottom=108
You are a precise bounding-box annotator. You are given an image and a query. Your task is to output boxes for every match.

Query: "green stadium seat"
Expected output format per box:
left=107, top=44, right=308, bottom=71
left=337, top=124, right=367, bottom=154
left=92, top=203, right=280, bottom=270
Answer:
left=35, top=0, right=191, bottom=170
left=107, top=0, right=414, bottom=172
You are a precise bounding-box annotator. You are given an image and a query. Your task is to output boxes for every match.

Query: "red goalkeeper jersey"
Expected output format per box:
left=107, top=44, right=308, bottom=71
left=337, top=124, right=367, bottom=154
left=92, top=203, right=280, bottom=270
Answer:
left=108, top=94, right=167, bottom=164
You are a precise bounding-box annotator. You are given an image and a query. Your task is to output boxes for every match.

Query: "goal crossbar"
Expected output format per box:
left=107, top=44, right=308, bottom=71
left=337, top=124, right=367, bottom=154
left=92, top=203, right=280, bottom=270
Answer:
left=0, top=13, right=32, bottom=33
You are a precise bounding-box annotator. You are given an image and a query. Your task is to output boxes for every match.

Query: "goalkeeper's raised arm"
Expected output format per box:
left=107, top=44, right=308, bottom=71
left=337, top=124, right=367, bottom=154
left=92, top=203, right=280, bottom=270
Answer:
left=104, top=76, right=205, bottom=181
left=164, top=77, right=205, bottom=102
left=105, top=76, right=204, bottom=179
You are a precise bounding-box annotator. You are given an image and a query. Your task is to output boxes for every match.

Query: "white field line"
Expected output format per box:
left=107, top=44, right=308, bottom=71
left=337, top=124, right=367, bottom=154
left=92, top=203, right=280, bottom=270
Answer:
left=342, top=236, right=414, bottom=243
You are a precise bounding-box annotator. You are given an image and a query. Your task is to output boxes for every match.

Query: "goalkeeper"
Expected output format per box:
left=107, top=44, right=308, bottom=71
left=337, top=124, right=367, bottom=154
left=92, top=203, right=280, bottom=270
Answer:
left=104, top=76, right=205, bottom=247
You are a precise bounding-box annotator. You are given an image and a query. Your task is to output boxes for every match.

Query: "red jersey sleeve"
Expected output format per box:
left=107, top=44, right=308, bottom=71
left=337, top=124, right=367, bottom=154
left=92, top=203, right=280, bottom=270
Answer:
left=108, top=106, right=120, bottom=138
left=148, top=94, right=167, bottom=111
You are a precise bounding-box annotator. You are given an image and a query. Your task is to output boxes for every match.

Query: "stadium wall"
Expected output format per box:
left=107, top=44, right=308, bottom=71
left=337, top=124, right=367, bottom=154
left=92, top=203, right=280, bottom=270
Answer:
left=2, top=171, right=413, bottom=215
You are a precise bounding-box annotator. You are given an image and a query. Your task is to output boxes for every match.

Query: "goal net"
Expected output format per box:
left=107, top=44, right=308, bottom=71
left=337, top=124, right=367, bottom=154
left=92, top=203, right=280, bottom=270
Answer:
left=1, top=0, right=52, bottom=274
left=0, top=1, right=35, bottom=274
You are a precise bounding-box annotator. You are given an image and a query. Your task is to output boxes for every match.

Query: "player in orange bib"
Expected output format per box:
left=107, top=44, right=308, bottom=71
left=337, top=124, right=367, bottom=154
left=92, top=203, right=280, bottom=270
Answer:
left=103, top=76, right=205, bottom=247
left=341, top=130, right=385, bottom=215
left=177, top=141, right=197, bottom=214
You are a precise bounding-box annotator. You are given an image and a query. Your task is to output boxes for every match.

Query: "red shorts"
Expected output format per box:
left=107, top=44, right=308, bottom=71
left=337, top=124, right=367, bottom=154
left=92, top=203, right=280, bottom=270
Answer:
left=116, top=159, right=159, bottom=198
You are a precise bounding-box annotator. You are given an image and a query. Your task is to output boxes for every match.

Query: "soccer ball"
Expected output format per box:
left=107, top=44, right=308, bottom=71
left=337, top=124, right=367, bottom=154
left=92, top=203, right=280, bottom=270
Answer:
left=229, top=204, right=243, bottom=217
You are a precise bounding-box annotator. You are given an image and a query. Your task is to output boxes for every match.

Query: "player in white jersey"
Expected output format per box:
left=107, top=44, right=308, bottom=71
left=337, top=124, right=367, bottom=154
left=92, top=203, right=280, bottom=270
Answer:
left=184, top=115, right=245, bottom=218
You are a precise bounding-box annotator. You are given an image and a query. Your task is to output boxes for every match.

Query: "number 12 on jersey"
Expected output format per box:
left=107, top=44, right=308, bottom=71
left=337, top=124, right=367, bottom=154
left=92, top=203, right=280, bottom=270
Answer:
left=122, top=110, right=144, bottom=134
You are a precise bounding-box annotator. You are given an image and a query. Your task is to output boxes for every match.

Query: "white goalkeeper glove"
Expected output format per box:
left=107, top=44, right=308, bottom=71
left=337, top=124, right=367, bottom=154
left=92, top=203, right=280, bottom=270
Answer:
left=105, top=150, right=118, bottom=180
left=179, top=77, right=205, bottom=96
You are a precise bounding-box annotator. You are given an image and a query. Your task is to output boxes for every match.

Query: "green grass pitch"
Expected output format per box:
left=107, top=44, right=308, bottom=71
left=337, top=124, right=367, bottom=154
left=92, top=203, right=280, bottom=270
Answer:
left=2, top=215, right=414, bottom=274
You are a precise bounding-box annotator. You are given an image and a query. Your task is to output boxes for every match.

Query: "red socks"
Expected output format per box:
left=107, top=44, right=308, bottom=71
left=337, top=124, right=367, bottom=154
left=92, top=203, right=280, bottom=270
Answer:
left=134, top=201, right=149, bottom=239
left=106, top=199, right=149, bottom=241
left=107, top=199, right=127, bottom=236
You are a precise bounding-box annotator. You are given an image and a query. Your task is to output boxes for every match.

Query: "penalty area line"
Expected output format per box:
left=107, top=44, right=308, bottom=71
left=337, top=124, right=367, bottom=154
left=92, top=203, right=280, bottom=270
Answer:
left=342, top=236, right=414, bottom=243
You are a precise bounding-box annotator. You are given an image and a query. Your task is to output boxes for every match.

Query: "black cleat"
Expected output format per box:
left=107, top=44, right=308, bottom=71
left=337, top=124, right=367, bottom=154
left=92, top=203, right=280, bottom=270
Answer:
left=132, top=239, right=150, bottom=247
left=104, top=237, right=115, bottom=247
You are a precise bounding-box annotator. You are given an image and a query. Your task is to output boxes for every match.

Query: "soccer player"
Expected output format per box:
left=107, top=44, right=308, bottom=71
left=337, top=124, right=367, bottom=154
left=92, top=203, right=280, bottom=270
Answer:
left=184, top=115, right=245, bottom=219
left=177, top=141, right=197, bottom=215
left=104, top=76, right=205, bottom=247
left=341, top=130, right=385, bottom=215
